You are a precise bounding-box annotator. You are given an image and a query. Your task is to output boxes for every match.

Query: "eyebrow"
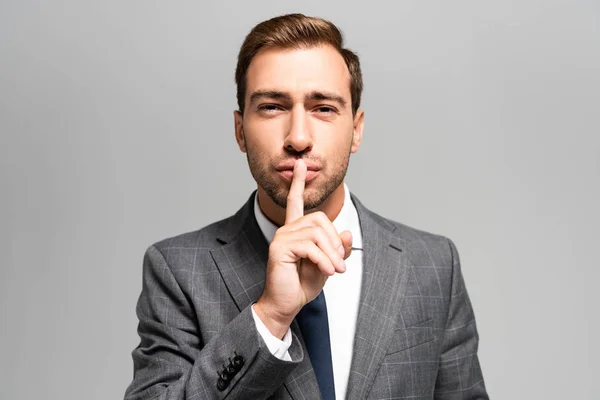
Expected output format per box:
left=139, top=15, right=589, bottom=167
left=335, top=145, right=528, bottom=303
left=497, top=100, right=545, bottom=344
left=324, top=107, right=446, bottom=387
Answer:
left=305, top=91, right=347, bottom=108
left=249, top=90, right=348, bottom=108
left=249, top=90, right=292, bottom=104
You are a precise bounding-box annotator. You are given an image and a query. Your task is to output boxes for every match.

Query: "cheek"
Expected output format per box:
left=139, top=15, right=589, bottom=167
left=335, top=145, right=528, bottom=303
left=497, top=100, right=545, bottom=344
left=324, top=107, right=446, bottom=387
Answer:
left=245, top=118, right=286, bottom=148
left=244, top=134, right=282, bottom=165
left=321, top=125, right=354, bottom=154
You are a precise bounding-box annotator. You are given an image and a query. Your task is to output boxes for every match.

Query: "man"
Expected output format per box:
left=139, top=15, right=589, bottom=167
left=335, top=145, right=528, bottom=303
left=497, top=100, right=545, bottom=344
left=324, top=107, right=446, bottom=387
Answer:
left=125, top=13, right=488, bottom=400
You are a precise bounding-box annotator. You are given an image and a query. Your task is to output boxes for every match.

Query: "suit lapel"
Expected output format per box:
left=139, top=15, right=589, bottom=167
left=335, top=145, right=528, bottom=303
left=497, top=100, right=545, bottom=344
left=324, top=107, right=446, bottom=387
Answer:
left=209, top=192, right=270, bottom=312
left=345, top=195, right=410, bottom=400
left=209, top=191, right=319, bottom=400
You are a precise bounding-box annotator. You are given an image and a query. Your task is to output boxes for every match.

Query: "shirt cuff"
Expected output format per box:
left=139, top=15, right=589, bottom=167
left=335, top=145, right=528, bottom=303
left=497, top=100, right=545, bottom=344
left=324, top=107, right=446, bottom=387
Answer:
left=251, top=304, right=292, bottom=361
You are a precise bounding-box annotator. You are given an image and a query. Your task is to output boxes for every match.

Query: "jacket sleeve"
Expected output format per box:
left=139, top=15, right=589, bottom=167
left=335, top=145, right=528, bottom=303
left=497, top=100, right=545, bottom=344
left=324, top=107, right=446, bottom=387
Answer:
left=434, top=239, right=489, bottom=399
left=124, top=245, right=303, bottom=400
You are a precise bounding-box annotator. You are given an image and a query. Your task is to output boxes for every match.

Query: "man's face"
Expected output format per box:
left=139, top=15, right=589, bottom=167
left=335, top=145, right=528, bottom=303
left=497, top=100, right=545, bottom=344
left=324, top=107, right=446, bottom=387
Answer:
left=234, top=45, right=364, bottom=211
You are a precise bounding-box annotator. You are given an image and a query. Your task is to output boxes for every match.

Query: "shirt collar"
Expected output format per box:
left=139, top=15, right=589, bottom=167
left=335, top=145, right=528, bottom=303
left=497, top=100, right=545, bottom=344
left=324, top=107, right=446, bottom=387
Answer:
left=253, top=182, right=363, bottom=249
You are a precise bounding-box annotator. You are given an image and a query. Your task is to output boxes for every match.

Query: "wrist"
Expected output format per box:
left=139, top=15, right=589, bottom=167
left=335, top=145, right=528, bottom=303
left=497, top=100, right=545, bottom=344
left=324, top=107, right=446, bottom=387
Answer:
left=253, top=299, right=294, bottom=340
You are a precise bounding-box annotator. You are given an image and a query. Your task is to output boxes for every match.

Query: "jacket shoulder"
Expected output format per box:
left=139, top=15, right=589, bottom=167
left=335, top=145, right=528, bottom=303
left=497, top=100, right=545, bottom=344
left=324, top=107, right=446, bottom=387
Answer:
left=150, top=213, right=238, bottom=257
left=371, top=210, right=455, bottom=265
left=365, top=205, right=450, bottom=246
left=351, top=192, right=453, bottom=253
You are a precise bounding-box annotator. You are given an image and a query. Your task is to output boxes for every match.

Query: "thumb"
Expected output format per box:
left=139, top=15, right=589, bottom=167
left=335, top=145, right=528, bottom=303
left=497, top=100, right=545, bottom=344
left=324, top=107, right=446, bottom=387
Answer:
left=339, top=230, right=353, bottom=259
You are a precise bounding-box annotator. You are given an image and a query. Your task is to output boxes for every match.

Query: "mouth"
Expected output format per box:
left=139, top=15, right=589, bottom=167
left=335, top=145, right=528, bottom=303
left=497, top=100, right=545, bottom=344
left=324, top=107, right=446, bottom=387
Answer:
left=277, top=169, right=320, bottom=182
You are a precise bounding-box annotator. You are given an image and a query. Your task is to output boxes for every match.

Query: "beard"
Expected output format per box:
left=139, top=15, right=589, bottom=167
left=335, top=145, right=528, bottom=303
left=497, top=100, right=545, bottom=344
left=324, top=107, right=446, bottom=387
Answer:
left=245, top=147, right=351, bottom=212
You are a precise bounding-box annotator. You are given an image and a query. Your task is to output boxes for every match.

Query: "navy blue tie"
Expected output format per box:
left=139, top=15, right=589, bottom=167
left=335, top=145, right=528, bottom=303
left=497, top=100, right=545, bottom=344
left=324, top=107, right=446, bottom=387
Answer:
left=296, top=290, right=335, bottom=399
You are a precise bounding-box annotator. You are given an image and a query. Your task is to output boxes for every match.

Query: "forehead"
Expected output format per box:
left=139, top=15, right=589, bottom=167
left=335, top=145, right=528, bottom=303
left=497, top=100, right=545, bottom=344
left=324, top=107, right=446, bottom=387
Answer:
left=245, top=45, right=351, bottom=100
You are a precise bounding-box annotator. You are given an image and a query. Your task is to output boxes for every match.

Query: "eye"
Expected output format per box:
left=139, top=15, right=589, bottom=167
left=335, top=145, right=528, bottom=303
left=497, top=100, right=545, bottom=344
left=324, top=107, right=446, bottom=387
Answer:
left=258, top=104, right=284, bottom=114
left=314, top=106, right=337, bottom=115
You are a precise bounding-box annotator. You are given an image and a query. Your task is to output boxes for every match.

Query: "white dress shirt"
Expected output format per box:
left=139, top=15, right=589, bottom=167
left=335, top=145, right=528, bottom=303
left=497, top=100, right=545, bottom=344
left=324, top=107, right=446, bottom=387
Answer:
left=251, top=183, right=363, bottom=399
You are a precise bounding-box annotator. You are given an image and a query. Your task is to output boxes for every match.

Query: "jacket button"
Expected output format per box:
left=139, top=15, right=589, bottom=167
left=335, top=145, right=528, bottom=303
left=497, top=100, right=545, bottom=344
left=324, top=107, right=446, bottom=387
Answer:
left=225, top=362, right=237, bottom=377
left=232, top=352, right=245, bottom=370
left=217, top=377, right=228, bottom=391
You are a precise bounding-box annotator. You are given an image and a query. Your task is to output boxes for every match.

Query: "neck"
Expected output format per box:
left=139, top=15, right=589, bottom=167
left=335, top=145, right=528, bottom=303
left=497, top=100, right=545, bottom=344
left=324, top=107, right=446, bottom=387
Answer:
left=256, top=183, right=346, bottom=227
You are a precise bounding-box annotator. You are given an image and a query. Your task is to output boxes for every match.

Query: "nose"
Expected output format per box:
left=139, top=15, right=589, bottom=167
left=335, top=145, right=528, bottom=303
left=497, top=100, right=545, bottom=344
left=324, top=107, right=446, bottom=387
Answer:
left=283, top=106, right=312, bottom=153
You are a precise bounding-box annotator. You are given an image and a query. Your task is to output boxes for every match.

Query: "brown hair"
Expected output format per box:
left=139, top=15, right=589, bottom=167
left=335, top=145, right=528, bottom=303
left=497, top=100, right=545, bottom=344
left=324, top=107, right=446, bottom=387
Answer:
left=235, top=13, right=363, bottom=115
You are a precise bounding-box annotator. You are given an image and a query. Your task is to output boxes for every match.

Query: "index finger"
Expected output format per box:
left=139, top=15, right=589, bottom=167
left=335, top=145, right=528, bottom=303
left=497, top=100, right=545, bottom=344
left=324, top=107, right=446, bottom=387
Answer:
left=285, top=159, right=307, bottom=224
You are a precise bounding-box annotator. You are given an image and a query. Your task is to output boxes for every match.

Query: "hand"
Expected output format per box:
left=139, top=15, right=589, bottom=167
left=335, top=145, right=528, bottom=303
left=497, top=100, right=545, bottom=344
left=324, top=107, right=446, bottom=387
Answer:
left=254, top=159, right=353, bottom=338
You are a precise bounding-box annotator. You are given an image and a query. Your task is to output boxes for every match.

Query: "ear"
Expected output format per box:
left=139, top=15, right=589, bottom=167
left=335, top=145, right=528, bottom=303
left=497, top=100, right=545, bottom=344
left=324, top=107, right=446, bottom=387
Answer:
left=351, top=109, right=364, bottom=153
left=234, top=110, right=247, bottom=153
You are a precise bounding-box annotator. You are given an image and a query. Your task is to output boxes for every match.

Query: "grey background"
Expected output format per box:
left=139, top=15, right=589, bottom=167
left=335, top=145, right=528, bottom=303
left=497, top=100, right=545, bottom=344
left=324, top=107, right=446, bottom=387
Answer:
left=1, top=1, right=598, bottom=399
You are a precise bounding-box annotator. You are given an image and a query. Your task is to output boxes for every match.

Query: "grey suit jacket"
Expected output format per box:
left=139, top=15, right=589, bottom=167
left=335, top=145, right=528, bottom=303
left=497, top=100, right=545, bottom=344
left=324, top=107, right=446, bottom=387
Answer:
left=125, top=191, right=488, bottom=399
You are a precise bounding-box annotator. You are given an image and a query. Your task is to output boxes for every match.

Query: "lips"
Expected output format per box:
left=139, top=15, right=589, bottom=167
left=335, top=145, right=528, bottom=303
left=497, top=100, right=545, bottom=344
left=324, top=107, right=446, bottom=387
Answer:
left=275, top=160, right=321, bottom=172
left=275, top=159, right=321, bottom=182
left=278, top=169, right=320, bottom=182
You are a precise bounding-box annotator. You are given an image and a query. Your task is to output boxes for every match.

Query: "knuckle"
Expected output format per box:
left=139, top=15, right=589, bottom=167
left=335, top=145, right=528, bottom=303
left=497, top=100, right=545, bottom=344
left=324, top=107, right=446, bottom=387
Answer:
left=313, top=226, right=326, bottom=240
left=300, top=239, right=314, bottom=253
left=314, top=211, right=327, bottom=221
left=315, top=224, right=338, bottom=247
left=335, top=237, right=343, bottom=249
left=274, top=226, right=287, bottom=236
left=315, top=228, right=332, bottom=249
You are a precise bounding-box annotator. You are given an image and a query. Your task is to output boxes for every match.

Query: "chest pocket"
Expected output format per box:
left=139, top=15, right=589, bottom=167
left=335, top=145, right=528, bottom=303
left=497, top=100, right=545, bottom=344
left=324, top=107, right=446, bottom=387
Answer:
left=387, top=317, right=436, bottom=355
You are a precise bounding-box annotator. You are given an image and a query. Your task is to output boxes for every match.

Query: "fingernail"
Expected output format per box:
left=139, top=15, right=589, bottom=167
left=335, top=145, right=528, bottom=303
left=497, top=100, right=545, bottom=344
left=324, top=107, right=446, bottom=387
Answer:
left=338, top=245, right=345, bottom=257
left=340, top=259, right=346, bottom=272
